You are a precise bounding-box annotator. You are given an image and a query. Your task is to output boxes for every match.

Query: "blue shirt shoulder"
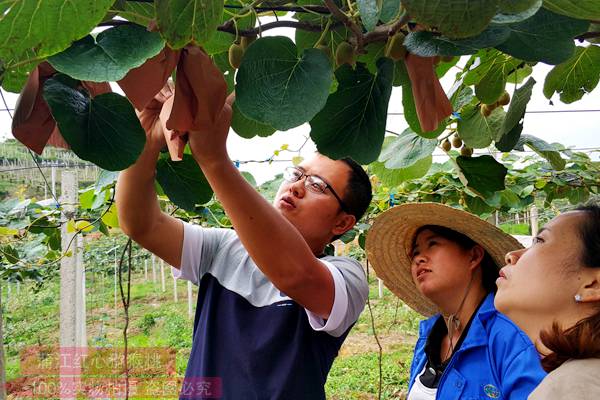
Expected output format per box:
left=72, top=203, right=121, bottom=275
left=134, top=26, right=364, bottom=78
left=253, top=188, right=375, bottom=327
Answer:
left=408, top=293, right=546, bottom=400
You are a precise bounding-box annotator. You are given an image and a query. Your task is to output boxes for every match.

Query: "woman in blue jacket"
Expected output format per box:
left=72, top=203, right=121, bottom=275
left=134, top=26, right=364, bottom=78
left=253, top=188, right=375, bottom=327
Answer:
left=366, top=203, right=546, bottom=400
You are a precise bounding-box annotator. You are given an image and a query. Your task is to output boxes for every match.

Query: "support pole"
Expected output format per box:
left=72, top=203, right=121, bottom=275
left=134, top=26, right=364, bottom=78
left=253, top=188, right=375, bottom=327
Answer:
left=59, top=170, right=83, bottom=399
left=144, top=259, right=148, bottom=282
left=160, top=260, right=166, bottom=292
left=530, top=205, right=539, bottom=237
left=173, top=276, right=178, bottom=303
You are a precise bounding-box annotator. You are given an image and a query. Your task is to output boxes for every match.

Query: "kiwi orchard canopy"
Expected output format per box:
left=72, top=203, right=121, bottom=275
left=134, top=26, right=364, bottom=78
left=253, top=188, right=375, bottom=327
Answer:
left=1, top=0, right=599, bottom=212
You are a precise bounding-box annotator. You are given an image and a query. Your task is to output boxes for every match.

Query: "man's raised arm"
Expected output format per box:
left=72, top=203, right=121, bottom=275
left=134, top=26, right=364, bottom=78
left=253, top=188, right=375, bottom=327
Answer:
left=115, top=102, right=183, bottom=268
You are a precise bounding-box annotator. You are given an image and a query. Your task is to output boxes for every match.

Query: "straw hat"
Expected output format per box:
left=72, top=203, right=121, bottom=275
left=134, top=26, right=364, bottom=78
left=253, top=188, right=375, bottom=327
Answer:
left=366, top=203, right=523, bottom=317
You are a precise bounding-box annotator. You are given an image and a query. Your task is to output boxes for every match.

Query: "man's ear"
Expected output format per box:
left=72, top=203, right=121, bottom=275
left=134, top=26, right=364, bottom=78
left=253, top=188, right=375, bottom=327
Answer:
left=469, top=245, right=485, bottom=271
left=578, top=269, right=600, bottom=304
left=332, top=214, right=356, bottom=237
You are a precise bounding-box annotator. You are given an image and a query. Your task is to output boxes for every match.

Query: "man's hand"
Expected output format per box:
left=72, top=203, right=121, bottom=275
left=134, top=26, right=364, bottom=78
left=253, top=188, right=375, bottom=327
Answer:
left=187, top=92, right=235, bottom=166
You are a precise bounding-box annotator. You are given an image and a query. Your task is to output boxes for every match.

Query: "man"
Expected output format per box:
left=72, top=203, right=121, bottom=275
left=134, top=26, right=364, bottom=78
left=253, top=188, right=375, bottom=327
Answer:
left=116, top=94, right=371, bottom=399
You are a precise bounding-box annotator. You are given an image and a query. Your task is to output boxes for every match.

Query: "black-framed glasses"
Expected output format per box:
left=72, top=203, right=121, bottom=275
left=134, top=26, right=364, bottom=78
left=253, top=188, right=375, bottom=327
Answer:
left=283, top=167, right=349, bottom=213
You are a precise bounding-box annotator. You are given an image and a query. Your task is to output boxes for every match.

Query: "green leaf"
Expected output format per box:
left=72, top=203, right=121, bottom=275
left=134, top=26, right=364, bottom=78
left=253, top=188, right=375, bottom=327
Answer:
left=101, top=203, right=119, bottom=228
left=403, top=26, right=511, bottom=57
left=95, top=170, right=119, bottom=194
left=357, top=0, right=380, bottom=31
left=401, top=0, right=500, bottom=39
left=155, top=0, right=224, bottom=48
left=543, top=45, right=600, bottom=104
left=309, top=59, right=394, bottom=164
left=517, top=134, right=566, bottom=170
left=236, top=36, right=333, bottom=131
left=496, top=121, right=523, bottom=152
left=457, top=106, right=505, bottom=149
left=370, top=157, right=432, bottom=186
left=501, top=77, right=535, bottom=137
left=543, top=0, right=600, bottom=20
left=0, top=0, right=114, bottom=60
left=231, top=101, right=276, bottom=139
left=380, top=0, right=400, bottom=22
left=492, top=1, right=542, bottom=24
left=0, top=49, right=38, bottom=93
left=378, top=129, right=437, bottom=169
left=495, top=8, right=590, bottom=65
left=48, top=25, right=165, bottom=82
left=118, top=1, right=156, bottom=26
left=43, top=75, right=146, bottom=171
left=0, top=227, right=18, bottom=236
left=456, top=155, right=508, bottom=197
left=155, top=153, right=213, bottom=212
left=567, top=187, right=590, bottom=205
left=464, top=49, right=522, bottom=104
left=2, top=245, right=20, bottom=264
left=464, top=194, right=495, bottom=215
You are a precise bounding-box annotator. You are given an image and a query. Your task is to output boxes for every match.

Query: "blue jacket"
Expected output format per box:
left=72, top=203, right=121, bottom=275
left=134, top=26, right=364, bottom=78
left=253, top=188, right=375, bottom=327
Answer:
left=408, top=293, right=546, bottom=400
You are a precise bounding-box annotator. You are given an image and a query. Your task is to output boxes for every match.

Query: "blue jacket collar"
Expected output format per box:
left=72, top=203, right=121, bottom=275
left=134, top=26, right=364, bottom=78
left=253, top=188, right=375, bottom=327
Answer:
left=419, top=292, right=496, bottom=352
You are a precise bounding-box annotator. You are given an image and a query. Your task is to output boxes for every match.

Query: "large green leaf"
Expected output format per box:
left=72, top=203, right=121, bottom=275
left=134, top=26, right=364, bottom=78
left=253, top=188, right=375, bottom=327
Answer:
left=464, top=49, right=522, bottom=104
left=43, top=75, right=146, bottom=171
left=456, top=155, right=508, bottom=197
left=496, top=121, right=523, bottom=152
left=516, top=134, right=566, bottom=170
left=310, top=59, right=394, bottom=164
left=155, top=0, right=224, bottom=48
left=458, top=106, right=505, bottom=149
left=378, top=129, right=437, bottom=169
left=501, top=77, right=535, bottom=137
left=0, top=49, right=38, bottom=92
left=237, top=36, right=333, bottom=131
left=403, top=26, right=511, bottom=57
left=0, top=0, right=114, bottom=60
left=543, top=45, right=600, bottom=104
left=401, top=0, right=500, bottom=39
left=543, top=0, right=600, bottom=20
left=357, top=0, right=380, bottom=31
left=231, top=102, right=276, bottom=139
left=370, top=157, right=432, bottom=187
left=495, top=8, right=590, bottom=65
left=48, top=25, right=165, bottom=82
left=156, top=153, right=213, bottom=211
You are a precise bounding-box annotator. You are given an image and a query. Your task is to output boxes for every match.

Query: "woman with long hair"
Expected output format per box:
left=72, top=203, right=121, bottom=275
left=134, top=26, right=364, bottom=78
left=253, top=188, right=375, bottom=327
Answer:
left=367, top=203, right=546, bottom=399
left=495, top=203, right=600, bottom=399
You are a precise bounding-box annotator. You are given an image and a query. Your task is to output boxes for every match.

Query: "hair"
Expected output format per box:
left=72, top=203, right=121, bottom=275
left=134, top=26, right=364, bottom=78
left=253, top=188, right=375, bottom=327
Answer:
left=539, top=201, right=600, bottom=372
left=339, top=157, right=373, bottom=222
left=412, top=225, right=498, bottom=293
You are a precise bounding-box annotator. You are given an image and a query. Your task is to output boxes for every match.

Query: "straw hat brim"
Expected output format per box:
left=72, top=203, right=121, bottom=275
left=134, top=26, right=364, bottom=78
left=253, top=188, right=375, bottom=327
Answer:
left=365, top=203, right=523, bottom=317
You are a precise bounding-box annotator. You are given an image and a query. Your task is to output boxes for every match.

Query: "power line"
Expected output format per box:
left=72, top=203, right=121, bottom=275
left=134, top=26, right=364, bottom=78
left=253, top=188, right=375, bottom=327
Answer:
left=387, top=109, right=600, bottom=116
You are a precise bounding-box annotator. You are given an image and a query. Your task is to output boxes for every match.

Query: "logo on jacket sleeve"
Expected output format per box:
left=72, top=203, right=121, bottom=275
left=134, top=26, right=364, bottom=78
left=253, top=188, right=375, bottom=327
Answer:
left=483, top=384, right=500, bottom=398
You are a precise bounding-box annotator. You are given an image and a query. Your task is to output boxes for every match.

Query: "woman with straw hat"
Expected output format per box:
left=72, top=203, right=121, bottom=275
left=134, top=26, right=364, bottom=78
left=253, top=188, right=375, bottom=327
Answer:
left=366, top=203, right=546, bottom=400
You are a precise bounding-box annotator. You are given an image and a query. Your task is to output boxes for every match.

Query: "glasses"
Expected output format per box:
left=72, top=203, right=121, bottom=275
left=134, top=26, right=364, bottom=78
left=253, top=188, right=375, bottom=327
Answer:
left=283, top=167, right=349, bottom=213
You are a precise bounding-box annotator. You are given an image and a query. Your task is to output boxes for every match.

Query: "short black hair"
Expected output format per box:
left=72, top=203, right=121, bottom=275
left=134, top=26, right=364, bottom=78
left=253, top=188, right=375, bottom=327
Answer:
left=412, top=225, right=498, bottom=293
left=339, top=157, right=372, bottom=222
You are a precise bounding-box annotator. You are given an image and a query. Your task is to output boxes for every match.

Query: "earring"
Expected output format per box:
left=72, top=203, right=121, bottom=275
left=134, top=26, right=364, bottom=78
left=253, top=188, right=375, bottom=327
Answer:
left=574, top=294, right=582, bottom=303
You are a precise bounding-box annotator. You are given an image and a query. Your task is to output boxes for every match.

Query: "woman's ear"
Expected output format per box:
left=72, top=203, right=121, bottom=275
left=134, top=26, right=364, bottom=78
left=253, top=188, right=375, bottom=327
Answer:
left=578, top=269, right=600, bottom=304
left=469, top=245, right=485, bottom=271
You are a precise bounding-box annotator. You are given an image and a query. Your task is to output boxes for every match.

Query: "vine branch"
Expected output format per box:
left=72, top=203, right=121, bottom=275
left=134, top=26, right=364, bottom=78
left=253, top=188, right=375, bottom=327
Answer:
left=323, top=0, right=364, bottom=50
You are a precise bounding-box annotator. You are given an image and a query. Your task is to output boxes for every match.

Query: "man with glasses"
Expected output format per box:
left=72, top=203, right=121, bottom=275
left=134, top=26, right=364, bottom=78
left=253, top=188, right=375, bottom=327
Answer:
left=116, top=94, right=371, bottom=399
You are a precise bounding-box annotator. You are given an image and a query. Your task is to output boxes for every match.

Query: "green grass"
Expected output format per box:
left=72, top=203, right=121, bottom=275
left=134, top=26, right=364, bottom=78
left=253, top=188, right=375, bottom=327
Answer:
left=499, top=223, right=530, bottom=235
left=3, top=264, right=420, bottom=399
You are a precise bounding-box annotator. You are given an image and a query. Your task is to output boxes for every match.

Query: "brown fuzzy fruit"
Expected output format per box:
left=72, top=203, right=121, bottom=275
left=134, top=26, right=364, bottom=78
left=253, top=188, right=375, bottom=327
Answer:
left=480, top=104, right=493, bottom=117
left=498, top=91, right=511, bottom=106
left=241, top=35, right=257, bottom=50
left=451, top=134, right=462, bottom=148
left=335, top=42, right=355, bottom=67
left=385, top=32, right=407, bottom=61
left=441, top=139, right=451, bottom=152
left=460, top=146, right=473, bottom=157
left=228, top=43, right=244, bottom=69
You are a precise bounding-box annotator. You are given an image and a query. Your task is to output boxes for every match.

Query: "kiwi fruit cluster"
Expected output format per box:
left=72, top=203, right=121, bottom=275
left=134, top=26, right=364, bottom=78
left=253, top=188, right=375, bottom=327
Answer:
left=441, top=133, right=473, bottom=157
left=480, top=91, right=510, bottom=117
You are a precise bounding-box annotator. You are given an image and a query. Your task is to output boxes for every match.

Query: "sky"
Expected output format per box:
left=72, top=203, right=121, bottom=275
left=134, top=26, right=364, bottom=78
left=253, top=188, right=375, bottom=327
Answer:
left=1, top=17, right=599, bottom=184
